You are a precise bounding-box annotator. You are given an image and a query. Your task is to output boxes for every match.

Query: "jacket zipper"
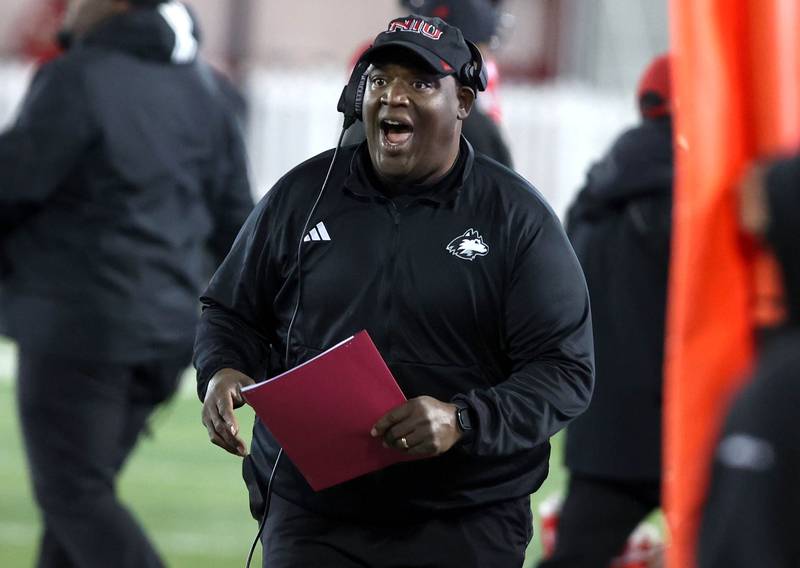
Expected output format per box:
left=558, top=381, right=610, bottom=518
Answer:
left=385, top=200, right=401, bottom=358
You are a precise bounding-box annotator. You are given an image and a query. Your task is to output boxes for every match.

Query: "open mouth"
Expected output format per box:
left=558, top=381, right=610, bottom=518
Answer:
left=380, top=119, right=414, bottom=148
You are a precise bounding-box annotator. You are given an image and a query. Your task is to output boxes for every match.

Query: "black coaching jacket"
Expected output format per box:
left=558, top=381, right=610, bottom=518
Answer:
left=563, top=117, right=673, bottom=480
left=194, top=140, right=594, bottom=518
left=0, top=7, right=252, bottom=361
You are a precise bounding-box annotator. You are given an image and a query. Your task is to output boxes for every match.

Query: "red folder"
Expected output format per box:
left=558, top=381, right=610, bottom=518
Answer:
left=241, top=330, right=420, bottom=491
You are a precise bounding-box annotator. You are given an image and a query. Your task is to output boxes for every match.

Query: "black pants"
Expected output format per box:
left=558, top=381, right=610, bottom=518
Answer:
left=16, top=349, right=188, bottom=568
left=259, top=493, right=533, bottom=568
left=537, top=474, right=660, bottom=568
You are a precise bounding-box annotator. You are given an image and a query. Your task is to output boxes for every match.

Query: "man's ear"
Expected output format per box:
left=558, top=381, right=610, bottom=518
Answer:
left=456, top=86, right=476, bottom=121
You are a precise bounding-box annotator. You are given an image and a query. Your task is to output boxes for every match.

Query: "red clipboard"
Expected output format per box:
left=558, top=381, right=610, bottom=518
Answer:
left=241, top=330, right=420, bottom=491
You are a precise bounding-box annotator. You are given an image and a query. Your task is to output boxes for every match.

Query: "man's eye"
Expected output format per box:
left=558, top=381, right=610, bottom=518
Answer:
left=412, top=80, right=432, bottom=90
left=370, top=77, right=386, bottom=88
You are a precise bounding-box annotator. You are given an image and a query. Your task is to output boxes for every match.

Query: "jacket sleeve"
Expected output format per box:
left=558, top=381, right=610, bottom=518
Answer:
left=0, top=58, right=94, bottom=236
left=204, top=102, right=254, bottom=265
left=452, top=211, right=595, bottom=456
left=193, top=191, right=281, bottom=401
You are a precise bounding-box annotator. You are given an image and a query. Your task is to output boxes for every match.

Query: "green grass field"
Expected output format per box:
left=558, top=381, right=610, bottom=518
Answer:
left=0, top=339, right=567, bottom=567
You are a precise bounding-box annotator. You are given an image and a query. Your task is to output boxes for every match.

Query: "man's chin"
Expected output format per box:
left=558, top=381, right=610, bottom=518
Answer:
left=373, top=155, right=413, bottom=182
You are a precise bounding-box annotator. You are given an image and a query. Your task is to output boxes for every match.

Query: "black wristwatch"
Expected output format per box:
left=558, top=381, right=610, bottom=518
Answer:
left=455, top=405, right=473, bottom=432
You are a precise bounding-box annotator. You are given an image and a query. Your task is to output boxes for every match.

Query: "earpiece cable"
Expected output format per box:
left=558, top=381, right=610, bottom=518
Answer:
left=247, top=124, right=349, bottom=568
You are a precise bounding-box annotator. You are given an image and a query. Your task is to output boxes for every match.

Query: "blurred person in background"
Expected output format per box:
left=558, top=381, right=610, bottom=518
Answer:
left=0, top=0, right=252, bottom=566
left=538, top=54, right=673, bottom=568
left=195, top=13, right=593, bottom=568
left=15, top=0, right=68, bottom=64
left=698, top=155, right=800, bottom=568
left=14, top=0, right=250, bottom=125
left=344, top=0, right=514, bottom=168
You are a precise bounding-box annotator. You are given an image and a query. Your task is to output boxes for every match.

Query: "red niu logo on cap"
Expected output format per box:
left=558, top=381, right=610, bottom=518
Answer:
left=388, top=18, right=443, bottom=40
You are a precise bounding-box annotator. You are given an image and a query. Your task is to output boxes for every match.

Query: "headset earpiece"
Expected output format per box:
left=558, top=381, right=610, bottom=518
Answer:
left=337, top=58, right=371, bottom=129
left=461, top=41, right=488, bottom=92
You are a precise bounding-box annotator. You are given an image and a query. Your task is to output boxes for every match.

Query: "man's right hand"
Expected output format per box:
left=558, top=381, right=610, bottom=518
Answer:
left=202, top=368, right=254, bottom=457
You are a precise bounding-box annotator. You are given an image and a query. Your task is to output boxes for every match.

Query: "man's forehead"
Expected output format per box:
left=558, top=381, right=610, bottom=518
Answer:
left=368, top=60, right=441, bottom=77
left=367, top=47, right=442, bottom=75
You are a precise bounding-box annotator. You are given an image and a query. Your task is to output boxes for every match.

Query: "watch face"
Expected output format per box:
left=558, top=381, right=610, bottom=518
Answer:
left=457, top=406, right=472, bottom=431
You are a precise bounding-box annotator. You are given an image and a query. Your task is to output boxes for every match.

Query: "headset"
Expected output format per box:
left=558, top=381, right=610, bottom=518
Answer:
left=245, top=41, right=486, bottom=568
left=337, top=59, right=372, bottom=130
left=463, top=41, right=489, bottom=92
left=336, top=40, right=488, bottom=128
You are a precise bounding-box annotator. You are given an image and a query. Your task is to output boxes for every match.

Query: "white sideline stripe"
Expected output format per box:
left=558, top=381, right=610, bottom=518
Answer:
left=316, top=222, right=331, bottom=240
left=0, top=521, right=36, bottom=542
left=0, top=342, right=17, bottom=383
left=0, top=521, right=248, bottom=556
left=3, top=361, right=200, bottom=400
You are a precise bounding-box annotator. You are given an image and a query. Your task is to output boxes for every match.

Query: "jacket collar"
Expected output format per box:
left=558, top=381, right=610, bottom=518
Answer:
left=343, top=137, right=475, bottom=205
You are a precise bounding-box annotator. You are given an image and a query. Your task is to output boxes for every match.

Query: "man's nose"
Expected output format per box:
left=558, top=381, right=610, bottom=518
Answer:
left=381, top=80, right=410, bottom=106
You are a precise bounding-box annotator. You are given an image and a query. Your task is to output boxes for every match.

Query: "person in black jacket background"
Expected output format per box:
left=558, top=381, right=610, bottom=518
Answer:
left=0, top=1, right=253, bottom=566
left=195, top=14, right=592, bottom=568
left=698, top=155, right=800, bottom=568
left=538, top=54, right=673, bottom=568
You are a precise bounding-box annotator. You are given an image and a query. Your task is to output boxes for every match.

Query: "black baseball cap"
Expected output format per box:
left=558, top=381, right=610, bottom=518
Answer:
left=359, top=15, right=473, bottom=79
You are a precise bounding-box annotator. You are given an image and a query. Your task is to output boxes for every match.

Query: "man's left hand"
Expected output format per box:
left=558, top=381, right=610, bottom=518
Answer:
left=370, top=396, right=462, bottom=456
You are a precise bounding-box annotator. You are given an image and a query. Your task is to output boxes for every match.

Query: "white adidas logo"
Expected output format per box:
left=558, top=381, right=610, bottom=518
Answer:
left=303, top=221, right=331, bottom=242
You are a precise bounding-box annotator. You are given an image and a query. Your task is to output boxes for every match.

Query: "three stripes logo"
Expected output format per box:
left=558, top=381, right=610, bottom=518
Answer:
left=303, top=221, right=331, bottom=242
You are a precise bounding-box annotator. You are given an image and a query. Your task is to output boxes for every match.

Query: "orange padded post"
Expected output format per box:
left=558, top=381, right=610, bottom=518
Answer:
left=665, top=1, right=800, bottom=567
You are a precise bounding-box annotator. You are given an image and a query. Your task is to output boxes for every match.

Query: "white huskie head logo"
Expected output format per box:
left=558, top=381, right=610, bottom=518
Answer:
left=446, top=229, right=489, bottom=261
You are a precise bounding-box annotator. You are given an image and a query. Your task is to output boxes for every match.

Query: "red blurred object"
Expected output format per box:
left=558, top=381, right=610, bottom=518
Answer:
left=611, top=524, right=665, bottom=568
left=478, top=56, right=503, bottom=123
left=16, top=0, right=67, bottom=64
left=348, top=40, right=373, bottom=71
left=637, top=54, right=672, bottom=119
left=538, top=495, right=665, bottom=567
left=538, top=494, right=561, bottom=558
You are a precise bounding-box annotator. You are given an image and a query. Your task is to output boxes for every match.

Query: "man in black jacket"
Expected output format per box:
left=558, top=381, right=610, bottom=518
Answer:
left=195, top=14, right=593, bottom=568
left=0, top=1, right=252, bottom=566
left=539, top=54, right=673, bottom=568
left=698, top=155, right=800, bottom=567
